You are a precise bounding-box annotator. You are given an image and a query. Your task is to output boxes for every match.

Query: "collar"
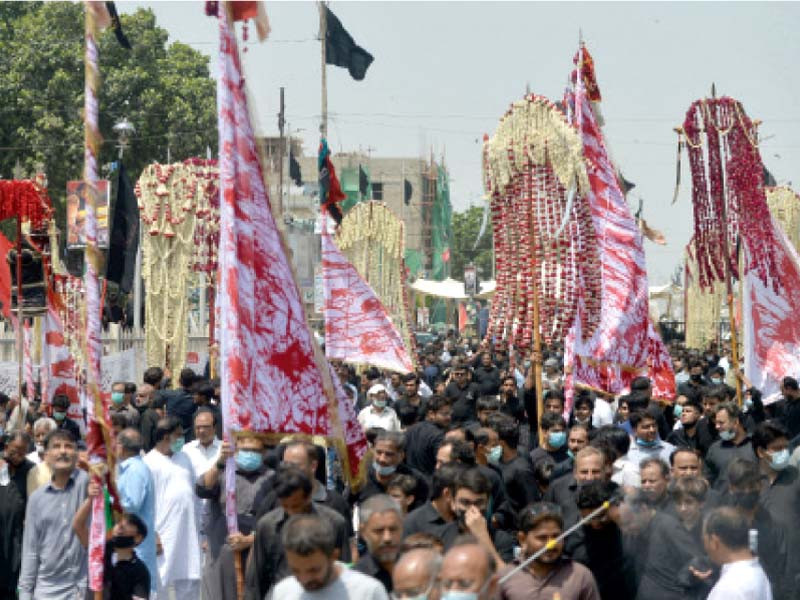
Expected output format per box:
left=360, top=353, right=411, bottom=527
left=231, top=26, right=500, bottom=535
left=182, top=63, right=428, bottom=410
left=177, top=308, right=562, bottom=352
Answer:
left=119, top=455, right=141, bottom=472
left=46, top=468, right=79, bottom=492
left=720, top=558, right=759, bottom=575
left=311, top=481, right=328, bottom=502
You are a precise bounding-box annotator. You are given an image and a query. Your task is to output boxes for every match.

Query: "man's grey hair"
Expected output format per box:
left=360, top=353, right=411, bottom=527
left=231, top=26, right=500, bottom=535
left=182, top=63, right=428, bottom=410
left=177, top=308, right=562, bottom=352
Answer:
left=282, top=513, right=336, bottom=557
left=118, top=427, right=143, bottom=454
left=359, top=493, right=403, bottom=526
left=375, top=430, right=405, bottom=452
left=33, top=417, right=57, bottom=434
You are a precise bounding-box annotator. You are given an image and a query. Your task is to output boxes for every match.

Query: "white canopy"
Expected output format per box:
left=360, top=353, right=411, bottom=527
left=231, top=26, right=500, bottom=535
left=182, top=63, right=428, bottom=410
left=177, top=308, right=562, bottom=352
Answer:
left=410, top=278, right=496, bottom=300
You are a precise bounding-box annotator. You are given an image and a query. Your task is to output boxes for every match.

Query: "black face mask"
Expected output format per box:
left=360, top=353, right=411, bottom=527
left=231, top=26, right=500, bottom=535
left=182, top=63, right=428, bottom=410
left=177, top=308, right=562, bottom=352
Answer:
left=690, top=374, right=704, bottom=383
left=111, top=535, right=136, bottom=549
left=731, top=491, right=760, bottom=511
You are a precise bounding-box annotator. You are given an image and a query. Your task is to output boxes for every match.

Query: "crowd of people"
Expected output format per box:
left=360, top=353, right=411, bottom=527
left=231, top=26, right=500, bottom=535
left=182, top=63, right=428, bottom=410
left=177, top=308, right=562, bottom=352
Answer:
left=0, top=332, right=796, bottom=599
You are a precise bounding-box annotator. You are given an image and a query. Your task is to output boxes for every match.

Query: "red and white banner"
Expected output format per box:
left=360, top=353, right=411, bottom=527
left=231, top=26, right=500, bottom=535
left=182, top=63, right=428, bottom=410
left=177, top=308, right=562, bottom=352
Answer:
left=322, top=227, right=413, bottom=374
left=565, top=46, right=655, bottom=404
left=648, top=321, right=676, bottom=401
left=23, top=321, right=34, bottom=404
left=744, top=216, right=800, bottom=403
left=41, top=297, right=81, bottom=415
left=217, top=8, right=367, bottom=522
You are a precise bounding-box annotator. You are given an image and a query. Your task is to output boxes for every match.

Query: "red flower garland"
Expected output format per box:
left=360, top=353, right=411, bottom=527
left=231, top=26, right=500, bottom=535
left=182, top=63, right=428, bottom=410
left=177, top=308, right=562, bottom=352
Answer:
left=0, top=180, right=52, bottom=228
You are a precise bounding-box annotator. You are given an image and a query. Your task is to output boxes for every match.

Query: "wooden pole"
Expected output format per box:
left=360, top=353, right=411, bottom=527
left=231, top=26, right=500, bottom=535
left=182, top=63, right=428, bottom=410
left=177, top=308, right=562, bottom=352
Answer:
left=234, top=550, right=244, bottom=600
left=319, top=1, right=327, bottom=138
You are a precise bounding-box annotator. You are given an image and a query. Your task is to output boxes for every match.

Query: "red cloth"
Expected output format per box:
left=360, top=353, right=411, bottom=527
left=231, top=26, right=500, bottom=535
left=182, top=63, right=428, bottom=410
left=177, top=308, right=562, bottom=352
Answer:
left=0, top=180, right=52, bottom=228
left=0, top=232, right=12, bottom=318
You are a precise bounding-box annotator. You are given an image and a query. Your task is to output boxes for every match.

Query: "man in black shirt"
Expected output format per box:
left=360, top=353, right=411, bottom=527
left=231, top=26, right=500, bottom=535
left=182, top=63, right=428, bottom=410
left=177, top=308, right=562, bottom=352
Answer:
left=490, top=413, right=540, bottom=513
left=354, top=494, right=404, bottom=594
left=393, top=373, right=428, bottom=427
left=158, top=368, right=197, bottom=442
left=677, top=358, right=708, bottom=397
left=667, top=396, right=703, bottom=450
left=403, top=395, right=452, bottom=477
left=530, top=412, right=570, bottom=473
left=705, top=402, right=756, bottom=490
left=695, top=385, right=726, bottom=456
left=4, top=432, right=34, bottom=505
left=444, top=363, right=481, bottom=426
left=472, top=352, right=501, bottom=396
left=51, top=394, right=81, bottom=443
left=767, top=376, right=800, bottom=438
left=403, top=463, right=461, bottom=540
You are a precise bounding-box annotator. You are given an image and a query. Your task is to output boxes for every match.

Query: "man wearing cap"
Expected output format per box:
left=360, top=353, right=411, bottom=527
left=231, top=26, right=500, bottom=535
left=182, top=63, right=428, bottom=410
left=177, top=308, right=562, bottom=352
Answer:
left=357, top=384, right=402, bottom=432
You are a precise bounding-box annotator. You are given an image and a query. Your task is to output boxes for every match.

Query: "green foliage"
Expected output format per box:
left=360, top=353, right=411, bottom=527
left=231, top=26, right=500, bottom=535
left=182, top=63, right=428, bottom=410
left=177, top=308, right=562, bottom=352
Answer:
left=0, top=3, right=217, bottom=235
left=451, top=204, right=493, bottom=283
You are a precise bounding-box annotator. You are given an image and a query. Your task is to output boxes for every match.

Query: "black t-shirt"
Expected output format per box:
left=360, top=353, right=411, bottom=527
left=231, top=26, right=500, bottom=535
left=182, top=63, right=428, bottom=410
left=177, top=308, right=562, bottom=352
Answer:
left=104, top=542, right=150, bottom=600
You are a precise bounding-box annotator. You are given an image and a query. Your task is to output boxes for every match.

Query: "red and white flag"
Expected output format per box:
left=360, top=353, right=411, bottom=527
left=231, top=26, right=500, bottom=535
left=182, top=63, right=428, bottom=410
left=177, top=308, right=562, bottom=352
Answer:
left=322, top=227, right=413, bottom=374
left=216, top=7, right=367, bottom=525
left=744, top=216, right=800, bottom=403
left=648, top=321, right=676, bottom=401
left=40, top=293, right=81, bottom=413
left=565, top=45, right=655, bottom=402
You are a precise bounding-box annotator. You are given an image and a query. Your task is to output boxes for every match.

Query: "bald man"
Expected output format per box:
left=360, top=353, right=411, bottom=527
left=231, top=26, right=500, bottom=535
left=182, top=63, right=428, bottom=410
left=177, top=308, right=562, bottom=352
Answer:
left=391, top=548, right=441, bottom=599
left=439, top=541, right=497, bottom=600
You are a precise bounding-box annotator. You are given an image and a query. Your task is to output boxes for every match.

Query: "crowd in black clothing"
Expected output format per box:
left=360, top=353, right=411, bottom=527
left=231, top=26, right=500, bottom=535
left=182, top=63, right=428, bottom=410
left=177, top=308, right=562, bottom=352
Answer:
left=1, top=333, right=798, bottom=599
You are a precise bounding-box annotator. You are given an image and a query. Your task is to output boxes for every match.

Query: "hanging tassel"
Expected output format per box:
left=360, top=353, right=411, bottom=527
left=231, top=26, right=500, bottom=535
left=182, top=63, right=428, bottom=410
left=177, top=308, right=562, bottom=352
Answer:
left=671, top=133, right=683, bottom=205
left=162, top=220, right=175, bottom=238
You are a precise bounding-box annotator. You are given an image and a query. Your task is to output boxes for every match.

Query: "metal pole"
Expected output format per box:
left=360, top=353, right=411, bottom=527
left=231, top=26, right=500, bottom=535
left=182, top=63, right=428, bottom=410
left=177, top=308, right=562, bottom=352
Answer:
left=278, top=87, right=285, bottom=217
left=16, top=218, right=23, bottom=403
left=498, top=501, right=611, bottom=584
left=319, top=2, right=327, bottom=138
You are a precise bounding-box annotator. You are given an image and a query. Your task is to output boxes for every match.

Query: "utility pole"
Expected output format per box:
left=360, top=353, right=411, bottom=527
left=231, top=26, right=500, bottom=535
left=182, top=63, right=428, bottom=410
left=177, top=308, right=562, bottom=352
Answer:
left=319, top=1, right=328, bottom=138
left=278, top=87, right=285, bottom=217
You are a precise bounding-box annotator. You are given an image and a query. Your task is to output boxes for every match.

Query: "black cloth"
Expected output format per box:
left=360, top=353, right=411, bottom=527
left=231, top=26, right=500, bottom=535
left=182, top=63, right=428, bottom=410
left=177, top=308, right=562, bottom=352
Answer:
left=403, top=501, right=451, bottom=541
left=105, top=161, right=139, bottom=293
left=254, top=483, right=352, bottom=536
left=138, top=408, right=160, bottom=452
left=666, top=425, right=701, bottom=451
left=245, top=504, right=350, bottom=600
left=289, top=150, right=302, bottom=186
left=760, top=465, right=800, bottom=585
left=472, top=365, right=501, bottom=395
left=348, top=463, right=429, bottom=511
left=566, top=521, right=637, bottom=600
left=544, top=474, right=581, bottom=528
left=444, top=381, right=481, bottom=425
left=521, top=385, right=538, bottom=436
left=159, top=388, right=195, bottom=441
left=353, top=552, right=393, bottom=593
left=103, top=542, right=150, bottom=600
left=529, top=446, right=570, bottom=471
left=750, top=506, right=791, bottom=600
left=497, top=453, right=541, bottom=514
left=9, top=459, right=33, bottom=505
left=634, top=512, right=713, bottom=600
left=694, top=417, right=718, bottom=456
left=57, top=417, right=82, bottom=445
left=324, top=5, right=374, bottom=81
left=403, top=420, right=444, bottom=476
left=498, top=391, right=526, bottom=424
left=439, top=521, right=515, bottom=562
left=769, top=396, right=800, bottom=439
left=477, top=464, right=515, bottom=531
left=704, top=436, right=757, bottom=490
left=0, top=480, right=24, bottom=594
left=677, top=379, right=707, bottom=398
left=393, top=395, right=427, bottom=427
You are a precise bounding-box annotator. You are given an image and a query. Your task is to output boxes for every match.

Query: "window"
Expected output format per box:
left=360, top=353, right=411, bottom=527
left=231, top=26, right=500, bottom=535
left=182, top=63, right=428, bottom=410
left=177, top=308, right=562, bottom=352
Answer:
left=372, top=182, right=383, bottom=200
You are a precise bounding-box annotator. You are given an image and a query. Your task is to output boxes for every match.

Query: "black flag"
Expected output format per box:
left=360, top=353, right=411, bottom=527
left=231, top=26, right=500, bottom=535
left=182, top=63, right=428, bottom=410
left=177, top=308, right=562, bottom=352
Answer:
left=106, top=162, right=139, bottom=293
left=325, top=6, right=374, bottom=81
left=359, top=165, right=369, bottom=196
left=404, top=179, right=412, bottom=205
left=105, top=2, right=132, bottom=49
left=289, top=150, right=302, bottom=186
left=763, top=166, right=777, bottom=187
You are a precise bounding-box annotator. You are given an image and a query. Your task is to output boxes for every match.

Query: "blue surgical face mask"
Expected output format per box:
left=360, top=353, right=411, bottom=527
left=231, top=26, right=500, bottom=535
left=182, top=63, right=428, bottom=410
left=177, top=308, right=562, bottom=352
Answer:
left=719, top=430, right=736, bottom=442
left=373, top=399, right=387, bottom=410
left=170, top=437, right=185, bottom=454
left=441, top=579, right=490, bottom=600
left=111, top=392, right=125, bottom=405
left=744, top=398, right=754, bottom=411
left=710, top=377, right=722, bottom=385
left=769, top=448, right=790, bottom=471
left=636, top=437, right=657, bottom=448
left=548, top=431, right=567, bottom=449
left=374, top=461, right=397, bottom=477
left=567, top=448, right=575, bottom=459
left=53, top=411, right=66, bottom=421
left=235, top=450, right=263, bottom=472
left=673, top=404, right=683, bottom=418
left=487, top=445, right=503, bottom=464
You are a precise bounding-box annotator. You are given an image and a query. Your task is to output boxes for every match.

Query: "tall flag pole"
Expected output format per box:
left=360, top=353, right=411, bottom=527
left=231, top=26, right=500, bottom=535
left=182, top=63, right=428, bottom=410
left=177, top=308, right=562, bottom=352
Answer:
left=84, top=3, right=114, bottom=596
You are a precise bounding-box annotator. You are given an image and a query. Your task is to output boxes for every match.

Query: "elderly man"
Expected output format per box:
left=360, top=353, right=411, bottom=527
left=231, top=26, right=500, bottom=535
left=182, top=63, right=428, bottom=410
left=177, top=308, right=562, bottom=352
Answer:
left=439, top=539, right=497, bottom=600
left=144, top=416, right=200, bottom=600
left=115, top=427, right=158, bottom=593
left=18, top=429, right=88, bottom=599
left=5, top=432, right=34, bottom=504
left=358, top=384, right=402, bottom=432
left=391, top=548, right=441, bottom=599
left=354, top=495, right=404, bottom=593
left=183, top=407, right=221, bottom=479
left=26, top=417, right=57, bottom=496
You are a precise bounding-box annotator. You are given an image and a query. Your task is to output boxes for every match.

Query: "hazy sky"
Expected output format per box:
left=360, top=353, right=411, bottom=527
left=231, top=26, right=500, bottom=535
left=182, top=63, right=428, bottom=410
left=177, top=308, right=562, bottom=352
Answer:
left=120, top=1, right=800, bottom=284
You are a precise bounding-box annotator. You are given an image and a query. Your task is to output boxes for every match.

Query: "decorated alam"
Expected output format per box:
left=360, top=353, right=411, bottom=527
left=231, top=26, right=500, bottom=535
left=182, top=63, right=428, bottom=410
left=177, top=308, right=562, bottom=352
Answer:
left=2, top=2, right=800, bottom=600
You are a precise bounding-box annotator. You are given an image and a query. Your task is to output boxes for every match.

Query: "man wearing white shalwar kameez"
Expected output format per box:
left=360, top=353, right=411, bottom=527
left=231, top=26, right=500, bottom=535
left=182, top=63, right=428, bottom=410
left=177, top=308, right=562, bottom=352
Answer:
left=144, top=416, right=202, bottom=600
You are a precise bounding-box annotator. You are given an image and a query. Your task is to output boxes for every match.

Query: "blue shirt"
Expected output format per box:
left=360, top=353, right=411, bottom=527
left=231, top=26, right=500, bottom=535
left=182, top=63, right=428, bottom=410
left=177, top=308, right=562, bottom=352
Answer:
left=117, top=455, right=158, bottom=591
left=19, top=469, right=88, bottom=600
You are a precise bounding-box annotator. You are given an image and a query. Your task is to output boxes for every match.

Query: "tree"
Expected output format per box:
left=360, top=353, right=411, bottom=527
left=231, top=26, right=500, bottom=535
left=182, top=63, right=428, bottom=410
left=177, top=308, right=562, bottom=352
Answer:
left=0, top=3, right=217, bottom=237
left=450, top=204, right=493, bottom=283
